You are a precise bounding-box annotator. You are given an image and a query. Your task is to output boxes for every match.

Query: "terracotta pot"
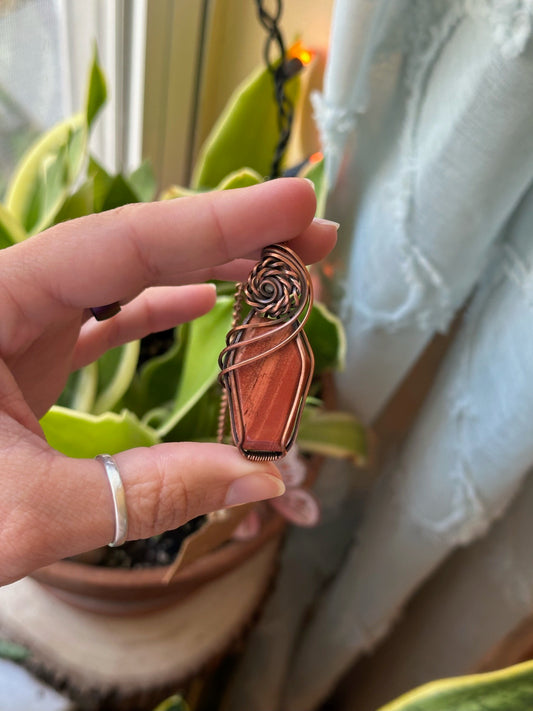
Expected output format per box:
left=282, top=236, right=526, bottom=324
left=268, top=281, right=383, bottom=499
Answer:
left=6, top=460, right=319, bottom=699
left=31, top=513, right=285, bottom=615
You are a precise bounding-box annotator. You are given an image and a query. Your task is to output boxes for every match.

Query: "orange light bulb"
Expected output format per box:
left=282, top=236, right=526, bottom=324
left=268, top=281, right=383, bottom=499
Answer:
left=309, top=151, right=324, bottom=164
left=288, top=40, right=315, bottom=66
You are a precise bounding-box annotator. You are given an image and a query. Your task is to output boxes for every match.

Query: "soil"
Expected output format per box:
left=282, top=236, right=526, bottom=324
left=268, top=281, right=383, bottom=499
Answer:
left=90, top=517, right=206, bottom=569
left=69, top=517, right=206, bottom=570
left=138, top=327, right=176, bottom=365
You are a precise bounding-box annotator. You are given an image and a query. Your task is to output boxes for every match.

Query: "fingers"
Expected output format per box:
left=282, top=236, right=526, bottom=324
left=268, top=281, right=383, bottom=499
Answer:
left=279, top=217, right=339, bottom=264
left=181, top=217, right=338, bottom=284
left=73, top=284, right=217, bottom=369
left=1, top=438, right=285, bottom=585
left=0, top=179, right=321, bottom=321
left=111, top=444, right=284, bottom=541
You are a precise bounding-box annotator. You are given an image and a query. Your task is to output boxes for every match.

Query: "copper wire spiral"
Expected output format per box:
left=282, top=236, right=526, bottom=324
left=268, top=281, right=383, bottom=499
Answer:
left=218, top=243, right=313, bottom=382
left=245, top=249, right=305, bottom=318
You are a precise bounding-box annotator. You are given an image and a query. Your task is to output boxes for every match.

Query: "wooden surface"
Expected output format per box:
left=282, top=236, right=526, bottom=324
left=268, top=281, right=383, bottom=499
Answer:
left=0, top=538, right=281, bottom=705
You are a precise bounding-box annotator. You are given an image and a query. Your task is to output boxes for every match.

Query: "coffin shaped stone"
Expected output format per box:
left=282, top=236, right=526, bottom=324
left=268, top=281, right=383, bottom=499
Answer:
left=224, top=313, right=314, bottom=461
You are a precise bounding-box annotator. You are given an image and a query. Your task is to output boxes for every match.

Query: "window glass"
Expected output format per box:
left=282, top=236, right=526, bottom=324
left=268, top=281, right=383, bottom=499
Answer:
left=0, top=0, right=66, bottom=196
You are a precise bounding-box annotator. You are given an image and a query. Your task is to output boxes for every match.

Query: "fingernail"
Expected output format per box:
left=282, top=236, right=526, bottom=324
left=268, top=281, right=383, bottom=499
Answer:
left=225, top=473, right=285, bottom=508
left=304, top=178, right=315, bottom=189
left=313, top=217, right=340, bottom=229
left=90, top=302, right=122, bottom=321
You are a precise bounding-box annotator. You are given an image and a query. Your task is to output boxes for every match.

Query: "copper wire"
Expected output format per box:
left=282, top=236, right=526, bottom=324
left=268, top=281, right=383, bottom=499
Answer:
left=218, top=243, right=313, bottom=383
left=217, top=283, right=244, bottom=444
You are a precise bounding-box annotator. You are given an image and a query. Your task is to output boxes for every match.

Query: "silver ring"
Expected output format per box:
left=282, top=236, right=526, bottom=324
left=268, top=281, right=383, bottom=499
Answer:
left=95, top=454, right=128, bottom=547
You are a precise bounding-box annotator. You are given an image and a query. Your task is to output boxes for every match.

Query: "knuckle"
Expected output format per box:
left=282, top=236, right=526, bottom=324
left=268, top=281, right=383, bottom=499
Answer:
left=205, top=198, right=232, bottom=264
left=113, top=204, right=163, bottom=286
left=129, top=448, right=189, bottom=538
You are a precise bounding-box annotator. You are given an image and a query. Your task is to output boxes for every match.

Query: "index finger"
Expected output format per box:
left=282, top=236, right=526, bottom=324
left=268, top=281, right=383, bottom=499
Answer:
left=1, top=179, right=332, bottom=317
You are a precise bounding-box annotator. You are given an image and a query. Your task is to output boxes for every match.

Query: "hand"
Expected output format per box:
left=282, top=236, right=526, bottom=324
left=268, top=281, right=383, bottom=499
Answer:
left=0, top=178, right=337, bottom=585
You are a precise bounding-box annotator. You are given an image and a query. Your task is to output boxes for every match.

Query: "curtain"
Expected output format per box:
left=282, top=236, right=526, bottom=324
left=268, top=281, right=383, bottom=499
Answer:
left=222, top=1, right=533, bottom=709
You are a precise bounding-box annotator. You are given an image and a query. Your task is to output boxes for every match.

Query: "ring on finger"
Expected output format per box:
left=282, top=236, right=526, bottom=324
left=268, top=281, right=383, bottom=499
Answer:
left=95, top=454, right=128, bottom=547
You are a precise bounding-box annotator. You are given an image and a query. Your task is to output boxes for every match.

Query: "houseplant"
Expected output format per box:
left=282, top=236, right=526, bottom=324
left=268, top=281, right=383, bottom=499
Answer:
left=0, top=49, right=367, bottom=610
left=0, top=46, right=370, bottom=708
left=153, top=657, right=533, bottom=710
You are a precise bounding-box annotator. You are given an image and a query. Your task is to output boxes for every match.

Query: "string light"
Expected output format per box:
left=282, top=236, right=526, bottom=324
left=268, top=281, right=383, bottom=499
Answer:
left=254, top=0, right=305, bottom=179
left=309, top=151, right=324, bottom=164
left=288, top=40, right=315, bottom=67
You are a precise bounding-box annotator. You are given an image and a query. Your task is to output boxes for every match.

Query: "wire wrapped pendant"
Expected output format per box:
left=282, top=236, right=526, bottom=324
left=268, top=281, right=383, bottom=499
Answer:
left=219, top=244, right=314, bottom=461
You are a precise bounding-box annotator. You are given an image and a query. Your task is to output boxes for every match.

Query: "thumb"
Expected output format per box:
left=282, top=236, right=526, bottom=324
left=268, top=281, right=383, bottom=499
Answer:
left=3, top=442, right=284, bottom=585
left=107, top=443, right=285, bottom=541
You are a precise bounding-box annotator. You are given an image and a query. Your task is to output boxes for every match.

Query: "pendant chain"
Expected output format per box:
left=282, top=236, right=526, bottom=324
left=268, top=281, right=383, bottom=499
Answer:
left=217, top=282, right=245, bottom=444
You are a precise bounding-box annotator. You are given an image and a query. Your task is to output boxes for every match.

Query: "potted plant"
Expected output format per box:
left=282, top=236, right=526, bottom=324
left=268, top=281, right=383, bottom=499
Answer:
left=0, top=48, right=368, bottom=701
left=153, top=657, right=533, bottom=711
left=0, top=48, right=366, bottom=578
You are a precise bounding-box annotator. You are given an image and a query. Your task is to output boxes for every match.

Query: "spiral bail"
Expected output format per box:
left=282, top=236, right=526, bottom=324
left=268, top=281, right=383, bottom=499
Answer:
left=244, top=247, right=304, bottom=319
left=218, top=243, right=314, bottom=461
left=219, top=244, right=312, bottom=379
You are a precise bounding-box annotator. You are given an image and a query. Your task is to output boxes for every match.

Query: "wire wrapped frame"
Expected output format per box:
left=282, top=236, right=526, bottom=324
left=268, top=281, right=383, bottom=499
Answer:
left=219, top=244, right=314, bottom=461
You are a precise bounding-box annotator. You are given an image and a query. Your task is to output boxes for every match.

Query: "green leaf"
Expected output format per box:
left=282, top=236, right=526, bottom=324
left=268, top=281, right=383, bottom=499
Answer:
left=0, top=639, right=29, bottom=661
left=85, top=45, right=107, bottom=128
left=159, top=168, right=262, bottom=202
left=143, top=407, right=174, bottom=430
left=93, top=341, right=141, bottom=415
left=0, top=204, right=26, bottom=247
left=214, top=279, right=240, bottom=297
left=100, top=174, right=140, bottom=212
left=22, top=143, right=69, bottom=233
left=53, top=178, right=96, bottom=224
left=215, top=168, right=263, bottom=190
left=379, top=660, right=533, bottom=711
left=129, top=160, right=157, bottom=202
left=305, top=301, right=346, bottom=373
left=88, top=158, right=151, bottom=211
left=298, top=407, right=368, bottom=465
left=302, top=157, right=327, bottom=217
left=65, top=121, right=86, bottom=181
left=88, top=156, right=113, bottom=211
left=162, top=383, right=222, bottom=443
left=123, top=326, right=186, bottom=419
left=5, top=114, right=87, bottom=234
left=57, top=363, right=98, bottom=412
left=193, top=65, right=300, bottom=189
left=152, top=695, right=190, bottom=711
left=157, top=297, right=234, bottom=437
left=159, top=184, right=199, bottom=201
left=40, top=406, right=160, bottom=458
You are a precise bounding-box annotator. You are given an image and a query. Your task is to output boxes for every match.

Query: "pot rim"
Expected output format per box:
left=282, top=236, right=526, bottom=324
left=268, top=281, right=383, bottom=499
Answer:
left=31, top=512, right=285, bottom=594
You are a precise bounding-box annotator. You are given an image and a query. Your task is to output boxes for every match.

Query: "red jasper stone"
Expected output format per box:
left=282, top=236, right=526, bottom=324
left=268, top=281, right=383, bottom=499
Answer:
left=225, top=314, right=314, bottom=461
